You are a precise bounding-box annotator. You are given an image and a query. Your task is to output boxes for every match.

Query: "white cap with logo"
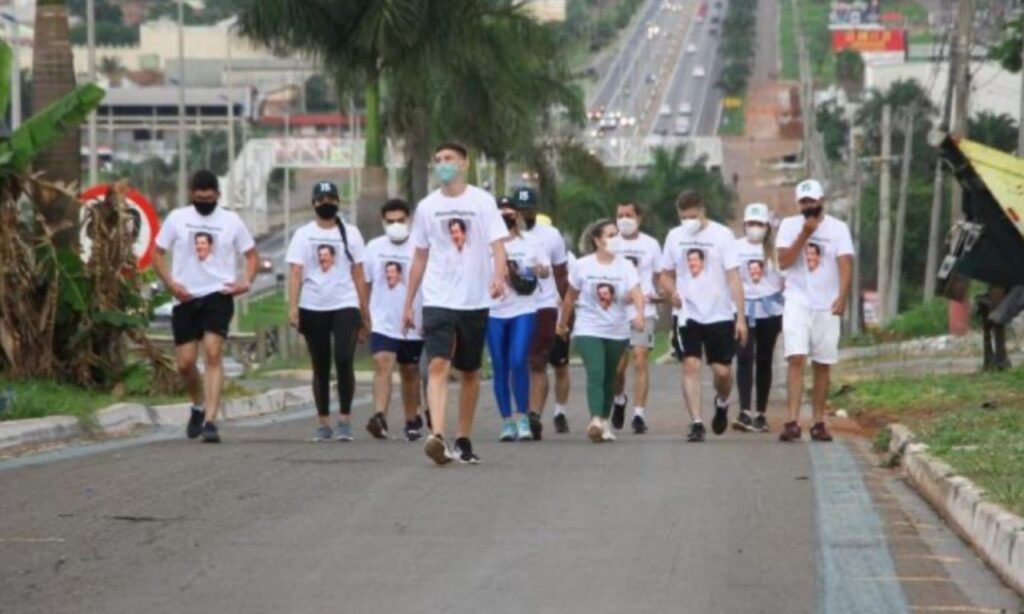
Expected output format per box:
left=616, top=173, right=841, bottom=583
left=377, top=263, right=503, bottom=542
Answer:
left=743, top=202, right=771, bottom=224
left=795, top=179, right=824, bottom=201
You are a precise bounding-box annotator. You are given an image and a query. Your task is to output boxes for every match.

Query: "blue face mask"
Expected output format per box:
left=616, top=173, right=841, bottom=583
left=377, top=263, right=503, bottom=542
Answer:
left=435, top=162, right=460, bottom=185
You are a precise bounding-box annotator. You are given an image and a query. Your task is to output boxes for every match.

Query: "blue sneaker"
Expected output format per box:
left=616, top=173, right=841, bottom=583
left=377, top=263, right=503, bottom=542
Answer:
left=312, top=425, right=333, bottom=442
left=500, top=420, right=517, bottom=442
left=516, top=415, right=533, bottom=441
left=335, top=421, right=354, bottom=441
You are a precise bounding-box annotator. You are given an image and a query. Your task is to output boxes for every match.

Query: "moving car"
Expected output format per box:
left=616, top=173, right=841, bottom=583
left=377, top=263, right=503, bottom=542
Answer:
left=693, top=66, right=706, bottom=78
left=678, top=102, right=693, bottom=115
left=674, top=117, right=691, bottom=136
left=660, top=103, right=672, bottom=116
left=686, top=43, right=697, bottom=54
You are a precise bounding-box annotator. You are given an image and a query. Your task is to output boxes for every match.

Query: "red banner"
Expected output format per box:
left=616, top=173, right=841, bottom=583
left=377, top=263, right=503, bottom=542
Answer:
left=831, top=29, right=906, bottom=53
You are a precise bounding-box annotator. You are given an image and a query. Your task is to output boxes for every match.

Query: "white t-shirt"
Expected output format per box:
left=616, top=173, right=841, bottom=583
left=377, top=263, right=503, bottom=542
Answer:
left=364, top=236, right=422, bottom=340
left=491, top=234, right=550, bottom=319
left=776, top=214, right=855, bottom=311
left=661, top=220, right=739, bottom=325
left=523, top=224, right=568, bottom=310
left=154, top=205, right=255, bottom=301
left=410, top=185, right=509, bottom=310
left=618, top=232, right=661, bottom=319
left=569, top=254, right=640, bottom=340
left=285, top=220, right=366, bottom=311
left=735, top=236, right=784, bottom=319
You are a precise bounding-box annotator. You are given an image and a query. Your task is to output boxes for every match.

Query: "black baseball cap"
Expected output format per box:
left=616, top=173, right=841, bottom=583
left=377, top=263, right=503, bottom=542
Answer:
left=312, top=181, right=340, bottom=200
left=497, top=195, right=514, bottom=208
left=511, top=186, right=538, bottom=209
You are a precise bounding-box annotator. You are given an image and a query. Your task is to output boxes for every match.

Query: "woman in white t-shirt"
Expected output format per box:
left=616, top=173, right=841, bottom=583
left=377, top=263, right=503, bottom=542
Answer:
left=733, top=203, right=784, bottom=434
left=488, top=197, right=550, bottom=442
left=556, top=220, right=645, bottom=443
left=286, top=181, right=371, bottom=442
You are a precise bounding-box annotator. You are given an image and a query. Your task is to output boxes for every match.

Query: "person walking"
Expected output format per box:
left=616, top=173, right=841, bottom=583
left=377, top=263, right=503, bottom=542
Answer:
left=610, top=202, right=663, bottom=434
left=776, top=180, right=853, bottom=442
left=364, top=198, right=427, bottom=442
left=489, top=196, right=550, bottom=441
left=153, top=170, right=259, bottom=443
left=733, top=203, right=784, bottom=433
left=403, top=142, right=509, bottom=465
left=660, top=191, right=747, bottom=442
left=286, top=181, right=371, bottom=442
left=557, top=220, right=645, bottom=443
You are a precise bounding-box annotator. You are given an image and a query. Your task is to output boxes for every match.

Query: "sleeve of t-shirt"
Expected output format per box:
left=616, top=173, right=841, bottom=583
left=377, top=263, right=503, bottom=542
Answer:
left=410, top=204, right=430, bottom=250
left=232, top=215, right=256, bottom=253
left=483, top=198, right=510, bottom=244
left=624, top=259, right=640, bottom=291
left=719, top=229, right=740, bottom=271
left=346, top=225, right=366, bottom=264
left=646, top=240, right=662, bottom=273
left=775, top=218, right=799, bottom=250
left=154, top=210, right=177, bottom=250
left=285, top=227, right=304, bottom=265
left=549, top=230, right=568, bottom=266
left=660, top=231, right=676, bottom=272
left=568, top=259, right=583, bottom=292
left=835, top=221, right=855, bottom=257
left=363, top=243, right=377, bottom=282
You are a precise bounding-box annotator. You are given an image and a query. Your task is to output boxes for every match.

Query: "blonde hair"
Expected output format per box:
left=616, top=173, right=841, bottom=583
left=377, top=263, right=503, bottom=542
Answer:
left=578, top=218, right=615, bottom=255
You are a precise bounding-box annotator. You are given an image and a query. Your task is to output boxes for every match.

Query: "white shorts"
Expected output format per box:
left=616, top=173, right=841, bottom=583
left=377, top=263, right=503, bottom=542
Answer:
left=783, top=301, right=840, bottom=364
left=630, top=316, right=656, bottom=349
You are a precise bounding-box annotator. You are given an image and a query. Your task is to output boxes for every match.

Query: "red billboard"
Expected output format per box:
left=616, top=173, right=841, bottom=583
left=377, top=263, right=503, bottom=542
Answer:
left=831, top=29, right=907, bottom=53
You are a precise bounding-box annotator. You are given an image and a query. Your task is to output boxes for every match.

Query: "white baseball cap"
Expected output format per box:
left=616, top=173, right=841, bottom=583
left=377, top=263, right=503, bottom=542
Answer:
left=743, top=203, right=771, bottom=224
left=795, top=179, right=824, bottom=201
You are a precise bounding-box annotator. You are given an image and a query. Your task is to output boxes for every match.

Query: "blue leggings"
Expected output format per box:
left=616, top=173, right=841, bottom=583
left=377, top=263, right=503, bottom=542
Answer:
left=486, top=313, right=536, bottom=419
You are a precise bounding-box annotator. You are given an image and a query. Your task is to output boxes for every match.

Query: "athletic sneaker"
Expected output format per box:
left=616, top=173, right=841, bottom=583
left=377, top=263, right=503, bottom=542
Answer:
left=601, top=419, right=617, bottom=442
left=711, top=397, right=729, bottom=435
left=631, top=414, right=648, bottom=434
left=453, top=437, right=480, bottom=464
left=424, top=433, right=454, bottom=466
left=611, top=396, right=628, bottom=430
left=335, top=422, right=354, bottom=442
left=186, top=406, right=204, bottom=439
left=587, top=417, right=604, bottom=443
left=687, top=421, right=706, bottom=443
left=528, top=411, right=543, bottom=440
left=516, top=415, right=534, bottom=441
left=779, top=421, right=802, bottom=442
left=201, top=422, right=221, bottom=443
left=553, top=413, right=569, bottom=434
left=366, top=412, right=388, bottom=440
left=753, top=413, right=769, bottom=433
left=732, top=410, right=754, bottom=432
left=312, top=425, right=334, bottom=442
left=500, top=420, right=517, bottom=442
left=810, top=422, right=834, bottom=442
left=404, top=415, right=424, bottom=442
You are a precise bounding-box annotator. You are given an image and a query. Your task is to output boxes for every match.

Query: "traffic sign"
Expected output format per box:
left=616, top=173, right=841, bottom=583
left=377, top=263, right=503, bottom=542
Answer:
left=79, top=184, right=161, bottom=271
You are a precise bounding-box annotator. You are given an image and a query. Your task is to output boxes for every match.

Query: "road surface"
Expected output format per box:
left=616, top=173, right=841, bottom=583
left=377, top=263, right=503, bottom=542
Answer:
left=1, top=363, right=1020, bottom=613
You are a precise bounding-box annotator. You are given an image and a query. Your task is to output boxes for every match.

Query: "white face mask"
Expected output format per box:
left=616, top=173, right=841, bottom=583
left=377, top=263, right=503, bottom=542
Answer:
left=603, top=236, right=622, bottom=255
left=385, top=221, right=410, bottom=243
left=745, top=226, right=767, bottom=243
left=616, top=217, right=638, bottom=236
left=680, top=219, right=701, bottom=236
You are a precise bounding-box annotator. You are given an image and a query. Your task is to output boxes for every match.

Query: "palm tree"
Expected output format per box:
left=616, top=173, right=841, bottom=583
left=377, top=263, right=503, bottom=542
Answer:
left=968, top=111, right=1018, bottom=154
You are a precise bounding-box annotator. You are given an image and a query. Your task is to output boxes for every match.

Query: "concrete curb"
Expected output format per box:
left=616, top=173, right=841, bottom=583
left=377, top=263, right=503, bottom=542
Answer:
left=886, top=423, right=1024, bottom=596
left=0, top=385, right=314, bottom=454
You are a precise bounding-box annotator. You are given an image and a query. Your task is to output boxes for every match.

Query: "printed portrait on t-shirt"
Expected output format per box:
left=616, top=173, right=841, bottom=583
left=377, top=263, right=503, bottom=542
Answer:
left=193, top=232, right=214, bottom=262
left=748, top=259, right=764, bottom=284
left=317, top=244, right=337, bottom=272
left=805, top=243, right=822, bottom=273
left=447, top=218, right=468, bottom=252
left=384, top=261, right=403, bottom=289
left=596, top=283, right=616, bottom=310
left=687, top=248, right=705, bottom=278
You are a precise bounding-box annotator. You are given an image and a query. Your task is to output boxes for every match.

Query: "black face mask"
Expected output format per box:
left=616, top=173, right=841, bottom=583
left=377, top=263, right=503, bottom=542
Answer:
left=315, top=203, right=339, bottom=220
left=502, top=215, right=517, bottom=230
left=523, top=215, right=537, bottom=230
left=193, top=200, right=217, bottom=216
left=801, top=205, right=823, bottom=219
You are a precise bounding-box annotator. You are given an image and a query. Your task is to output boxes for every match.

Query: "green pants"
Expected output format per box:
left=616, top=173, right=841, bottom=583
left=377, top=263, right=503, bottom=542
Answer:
left=575, top=336, right=629, bottom=418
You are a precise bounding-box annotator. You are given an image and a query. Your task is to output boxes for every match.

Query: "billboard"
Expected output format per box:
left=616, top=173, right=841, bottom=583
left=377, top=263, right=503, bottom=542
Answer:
left=830, top=29, right=907, bottom=53
left=829, top=1, right=882, bottom=27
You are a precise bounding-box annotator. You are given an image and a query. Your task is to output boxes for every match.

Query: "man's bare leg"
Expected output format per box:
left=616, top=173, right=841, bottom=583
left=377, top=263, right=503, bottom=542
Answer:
left=529, top=367, right=549, bottom=415
left=632, top=346, right=650, bottom=409
left=613, top=351, right=629, bottom=400
left=456, top=369, right=480, bottom=438
left=811, top=362, right=830, bottom=423
left=710, top=362, right=732, bottom=403
left=175, top=341, right=203, bottom=406
left=682, top=357, right=703, bottom=421
left=400, top=363, right=421, bottom=422
left=201, top=333, right=225, bottom=423
left=373, top=352, right=397, bottom=416
left=554, top=364, right=571, bottom=406
left=786, top=355, right=806, bottom=423
left=427, top=357, right=451, bottom=435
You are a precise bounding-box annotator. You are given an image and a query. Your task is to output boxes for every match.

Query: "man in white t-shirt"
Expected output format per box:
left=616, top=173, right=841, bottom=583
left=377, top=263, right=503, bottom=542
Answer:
left=611, top=202, right=662, bottom=434
left=403, top=142, right=509, bottom=465
left=364, top=199, right=426, bottom=443
left=152, top=170, right=258, bottom=443
left=776, top=179, right=854, bottom=443
left=660, top=191, right=748, bottom=442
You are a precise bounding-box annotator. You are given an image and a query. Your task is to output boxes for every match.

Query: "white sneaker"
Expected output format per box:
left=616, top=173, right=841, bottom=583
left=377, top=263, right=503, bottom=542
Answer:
left=601, top=419, right=617, bottom=442
left=587, top=417, right=603, bottom=443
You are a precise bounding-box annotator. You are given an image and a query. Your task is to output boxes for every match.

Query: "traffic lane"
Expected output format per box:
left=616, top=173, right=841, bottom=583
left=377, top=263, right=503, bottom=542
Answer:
left=591, top=0, right=664, bottom=107
left=0, top=365, right=817, bottom=614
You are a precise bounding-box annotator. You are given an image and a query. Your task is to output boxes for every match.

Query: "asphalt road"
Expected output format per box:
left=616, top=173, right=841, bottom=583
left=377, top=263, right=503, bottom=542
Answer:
left=1, top=363, right=1020, bottom=614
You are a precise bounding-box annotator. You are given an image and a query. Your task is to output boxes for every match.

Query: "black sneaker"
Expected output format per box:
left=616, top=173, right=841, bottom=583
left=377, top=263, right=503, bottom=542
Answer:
left=366, top=412, right=388, bottom=440
left=631, top=414, right=648, bottom=434
left=404, top=415, right=424, bottom=442
left=186, top=406, right=204, bottom=439
left=453, top=437, right=480, bottom=464
left=611, top=396, right=627, bottom=430
left=732, top=410, right=754, bottom=432
left=553, top=413, right=569, bottom=434
left=711, top=397, right=729, bottom=435
left=201, top=422, right=221, bottom=443
left=528, top=411, right=543, bottom=441
left=753, top=413, right=769, bottom=433
left=687, top=422, right=706, bottom=442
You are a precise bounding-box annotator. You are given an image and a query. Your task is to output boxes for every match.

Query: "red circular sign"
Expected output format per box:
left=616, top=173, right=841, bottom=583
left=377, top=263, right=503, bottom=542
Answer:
left=79, top=184, right=161, bottom=270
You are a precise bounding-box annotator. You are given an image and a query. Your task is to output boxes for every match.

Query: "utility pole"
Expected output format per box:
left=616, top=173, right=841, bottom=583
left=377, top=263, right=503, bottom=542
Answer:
left=226, top=23, right=234, bottom=210
left=950, top=0, right=972, bottom=220
left=847, top=103, right=863, bottom=335
left=176, top=0, right=187, bottom=207
left=877, top=104, right=893, bottom=324
left=87, top=0, right=98, bottom=186
left=924, top=27, right=957, bottom=301
left=1018, top=26, right=1024, bottom=155
left=888, top=106, right=916, bottom=319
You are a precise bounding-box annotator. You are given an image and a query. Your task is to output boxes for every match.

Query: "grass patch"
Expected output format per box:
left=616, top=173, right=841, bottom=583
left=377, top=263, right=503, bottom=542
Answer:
left=796, top=0, right=835, bottom=84
left=884, top=298, right=948, bottom=338
left=238, top=291, right=287, bottom=332
left=779, top=0, right=798, bottom=80
left=718, top=103, right=746, bottom=136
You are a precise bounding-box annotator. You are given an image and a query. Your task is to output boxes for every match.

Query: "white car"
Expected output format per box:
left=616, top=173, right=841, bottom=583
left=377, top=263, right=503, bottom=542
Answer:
left=660, top=103, right=672, bottom=116
left=678, top=102, right=693, bottom=115
left=674, top=117, right=691, bottom=136
left=685, top=43, right=697, bottom=54
left=693, top=66, right=706, bottom=78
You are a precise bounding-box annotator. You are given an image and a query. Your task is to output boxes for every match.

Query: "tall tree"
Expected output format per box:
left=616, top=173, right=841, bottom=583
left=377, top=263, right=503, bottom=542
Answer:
left=968, top=111, right=1018, bottom=153
left=835, top=49, right=864, bottom=98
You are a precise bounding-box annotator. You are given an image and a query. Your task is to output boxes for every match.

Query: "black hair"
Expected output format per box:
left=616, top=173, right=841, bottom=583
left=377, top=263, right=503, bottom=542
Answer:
left=687, top=248, right=704, bottom=261
left=434, top=141, right=468, bottom=158
left=194, top=231, right=214, bottom=244
left=190, top=169, right=220, bottom=192
left=335, top=216, right=354, bottom=264
left=380, top=198, right=410, bottom=217
left=676, top=190, right=703, bottom=211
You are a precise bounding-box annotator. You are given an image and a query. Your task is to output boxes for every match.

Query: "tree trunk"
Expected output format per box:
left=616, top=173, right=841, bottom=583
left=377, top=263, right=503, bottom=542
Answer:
left=363, top=77, right=384, bottom=168
left=495, top=159, right=507, bottom=196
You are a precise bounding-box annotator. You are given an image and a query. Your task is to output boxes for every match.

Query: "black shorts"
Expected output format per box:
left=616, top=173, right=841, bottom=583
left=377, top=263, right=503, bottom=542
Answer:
left=679, top=319, right=736, bottom=365
left=369, top=333, right=424, bottom=365
left=529, top=308, right=558, bottom=369
left=549, top=333, right=571, bottom=367
left=171, top=292, right=234, bottom=346
left=670, top=315, right=685, bottom=361
left=421, top=307, right=489, bottom=372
